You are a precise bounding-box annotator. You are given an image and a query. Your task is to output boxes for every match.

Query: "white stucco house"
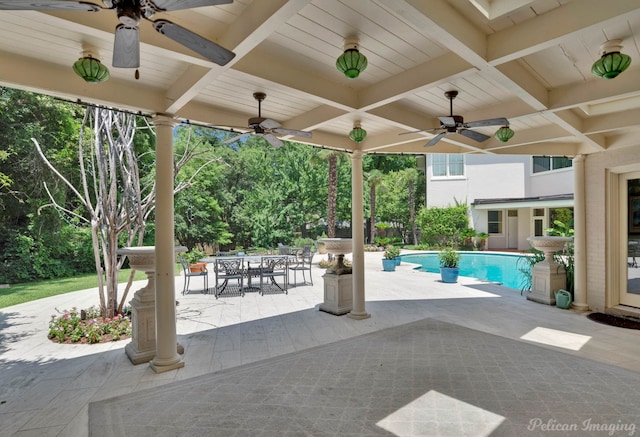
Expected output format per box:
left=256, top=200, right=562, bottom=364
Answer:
left=425, top=153, right=574, bottom=250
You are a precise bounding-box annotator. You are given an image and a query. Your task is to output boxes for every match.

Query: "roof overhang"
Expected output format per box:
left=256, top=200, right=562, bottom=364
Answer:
left=471, top=194, right=574, bottom=210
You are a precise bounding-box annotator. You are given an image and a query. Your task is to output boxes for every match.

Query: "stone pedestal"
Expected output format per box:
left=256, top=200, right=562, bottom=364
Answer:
left=319, top=273, right=353, bottom=315
left=118, top=246, right=186, bottom=365
left=526, top=237, right=572, bottom=306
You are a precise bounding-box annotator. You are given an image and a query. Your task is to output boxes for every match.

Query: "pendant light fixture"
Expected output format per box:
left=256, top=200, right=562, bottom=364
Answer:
left=495, top=126, right=515, bottom=142
left=591, top=39, right=632, bottom=79
left=336, top=36, right=367, bottom=79
left=72, top=49, right=110, bottom=83
left=349, top=122, right=367, bottom=143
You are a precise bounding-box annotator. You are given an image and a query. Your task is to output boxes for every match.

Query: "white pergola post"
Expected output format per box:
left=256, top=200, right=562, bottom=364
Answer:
left=348, top=150, right=370, bottom=320
left=572, top=154, right=588, bottom=310
left=149, top=114, right=185, bottom=373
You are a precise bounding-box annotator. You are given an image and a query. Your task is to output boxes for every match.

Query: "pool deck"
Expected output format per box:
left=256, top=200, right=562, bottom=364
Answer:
left=1, top=250, right=640, bottom=436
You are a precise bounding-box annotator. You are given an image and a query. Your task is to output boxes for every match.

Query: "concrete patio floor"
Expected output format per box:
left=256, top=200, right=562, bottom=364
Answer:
left=1, top=251, right=640, bottom=436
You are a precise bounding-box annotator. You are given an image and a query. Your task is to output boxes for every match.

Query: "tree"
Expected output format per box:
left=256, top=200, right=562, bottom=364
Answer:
left=310, top=149, right=348, bottom=238
left=366, top=169, right=384, bottom=244
left=34, top=108, right=216, bottom=317
left=400, top=168, right=420, bottom=245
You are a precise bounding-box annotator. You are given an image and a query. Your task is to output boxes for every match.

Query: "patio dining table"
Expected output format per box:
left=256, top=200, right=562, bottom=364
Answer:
left=202, top=255, right=295, bottom=293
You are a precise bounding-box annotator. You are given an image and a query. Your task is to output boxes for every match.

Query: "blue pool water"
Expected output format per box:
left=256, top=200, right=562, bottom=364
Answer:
left=401, top=252, right=527, bottom=289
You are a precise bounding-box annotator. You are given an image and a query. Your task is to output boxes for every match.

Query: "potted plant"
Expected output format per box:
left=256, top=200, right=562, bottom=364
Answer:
left=472, top=232, right=489, bottom=250
left=382, top=245, right=400, bottom=271
left=438, top=247, right=460, bottom=283
left=184, top=248, right=207, bottom=272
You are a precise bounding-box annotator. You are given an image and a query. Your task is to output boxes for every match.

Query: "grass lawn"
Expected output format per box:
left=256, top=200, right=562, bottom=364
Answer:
left=0, top=266, right=181, bottom=309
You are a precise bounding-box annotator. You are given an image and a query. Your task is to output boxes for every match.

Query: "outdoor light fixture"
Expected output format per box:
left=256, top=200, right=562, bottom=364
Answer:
left=73, top=50, right=110, bottom=83
left=591, top=39, right=632, bottom=79
left=349, top=122, right=367, bottom=143
left=336, top=36, right=367, bottom=79
left=495, top=126, right=515, bottom=142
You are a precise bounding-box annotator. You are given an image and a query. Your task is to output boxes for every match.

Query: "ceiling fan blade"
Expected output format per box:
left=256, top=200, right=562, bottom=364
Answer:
left=464, top=117, right=509, bottom=128
left=399, top=128, right=440, bottom=135
left=263, top=134, right=283, bottom=148
left=152, top=19, right=235, bottom=66
left=458, top=128, right=490, bottom=142
left=272, top=128, right=312, bottom=138
left=223, top=132, right=251, bottom=144
left=425, top=132, right=446, bottom=147
left=258, top=118, right=280, bottom=129
left=0, top=1, right=101, bottom=11
left=148, top=0, right=233, bottom=11
left=438, top=116, right=456, bottom=127
left=112, top=24, right=140, bottom=68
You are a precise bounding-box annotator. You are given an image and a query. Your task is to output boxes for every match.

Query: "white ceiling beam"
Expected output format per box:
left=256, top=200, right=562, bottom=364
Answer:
left=549, top=71, right=640, bottom=111
left=583, top=108, right=640, bottom=134
left=166, top=0, right=312, bottom=114
left=487, top=1, right=640, bottom=64
left=0, top=50, right=164, bottom=114
left=358, top=53, right=475, bottom=110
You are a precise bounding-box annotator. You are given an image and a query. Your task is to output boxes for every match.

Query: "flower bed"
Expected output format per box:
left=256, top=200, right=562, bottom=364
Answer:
left=48, top=306, right=132, bottom=344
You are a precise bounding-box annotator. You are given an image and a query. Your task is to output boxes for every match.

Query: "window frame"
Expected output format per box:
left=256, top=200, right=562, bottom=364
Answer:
left=487, top=210, right=504, bottom=235
left=431, top=153, right=465, bottom=178
left=532, top=156, right=573, bottom=174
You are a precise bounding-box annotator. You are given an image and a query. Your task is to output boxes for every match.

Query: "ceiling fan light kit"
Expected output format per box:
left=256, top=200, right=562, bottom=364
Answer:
left=223, top=92, right=312, bottom=148
left=591, top=39, right=632, bottom=79
left=495, top=126, right=515, bottom=142
left=72, top=52, right=110, bottom=83
left=336, top=36, right=367, bottom=79
left=349, top=123, right=367, bottom=143
left=0, top=0, right=236, bottom=71
left=399, top=90, right=509, bottom=147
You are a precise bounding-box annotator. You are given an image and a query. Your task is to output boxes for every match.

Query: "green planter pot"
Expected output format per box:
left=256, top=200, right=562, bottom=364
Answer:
left=382, top=259, right=396, bottom=272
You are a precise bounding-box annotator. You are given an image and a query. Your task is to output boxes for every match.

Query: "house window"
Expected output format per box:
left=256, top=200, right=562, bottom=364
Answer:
left=432, top=154, right=464, bottom=177
left=533, top=156, right=573, bottom=173
left=488, top=210, right=503, bottom=234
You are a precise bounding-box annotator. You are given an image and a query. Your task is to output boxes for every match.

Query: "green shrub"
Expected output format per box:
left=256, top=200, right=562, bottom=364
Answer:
left=438, top=247, right=460, bottom=268
left=417, top=204, right=469, bottom=248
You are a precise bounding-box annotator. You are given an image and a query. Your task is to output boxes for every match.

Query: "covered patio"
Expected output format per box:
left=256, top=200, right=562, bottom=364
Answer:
left=1, top=2, right=640, bottom=431
left=1, top=252, right=639, bottom=435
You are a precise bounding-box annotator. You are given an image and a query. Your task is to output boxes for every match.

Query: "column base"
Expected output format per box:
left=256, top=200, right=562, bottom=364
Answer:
left=125, top=343, right=156, bottom=365
left=127, top=343, right=184, bottom=366
left=571, top=302, right=589, bottom=311
left=149, top=356, right=185, bottom=374
left=347, top=311, right=371, bottom=320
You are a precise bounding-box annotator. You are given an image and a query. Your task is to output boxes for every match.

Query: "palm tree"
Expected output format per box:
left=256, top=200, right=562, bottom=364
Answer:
left=310, top=149, right=345, bottom=238
left=400, top=168, right=420, bottom=245
left=366, top=169, right=384, bottom=244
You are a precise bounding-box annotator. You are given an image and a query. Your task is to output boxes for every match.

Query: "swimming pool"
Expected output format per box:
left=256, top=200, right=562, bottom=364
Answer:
left=401, top=252, right=527, bottom=289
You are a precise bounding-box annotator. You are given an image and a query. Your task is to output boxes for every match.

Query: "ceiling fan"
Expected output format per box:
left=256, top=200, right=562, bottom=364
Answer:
left=223, top=92, right=312, bottom=148
left=0, top=0, right=236, bottom=68
left=401, top=90, right=508, bottom=147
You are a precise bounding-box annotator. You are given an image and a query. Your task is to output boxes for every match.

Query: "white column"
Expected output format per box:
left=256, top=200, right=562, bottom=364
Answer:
left=572, top=154, right=588, bottom=310
left=348, top=150, right=370, bottom=320
left=150, top=114, right=185, bottom=373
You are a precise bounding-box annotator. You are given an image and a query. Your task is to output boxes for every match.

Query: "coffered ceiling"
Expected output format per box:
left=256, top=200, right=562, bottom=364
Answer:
left=0, top=0, right=639, bottom=156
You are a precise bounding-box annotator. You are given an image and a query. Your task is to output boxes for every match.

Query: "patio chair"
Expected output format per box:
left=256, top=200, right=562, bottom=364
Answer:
left=289, top=246, right=315, bottom=286
left=259, top=256, right=289, bottom=295
left=213, top=258, right=245, bottom=298
left=278, top=244, right=291, bottom=255
left=178, top=255, right=208, bottom=295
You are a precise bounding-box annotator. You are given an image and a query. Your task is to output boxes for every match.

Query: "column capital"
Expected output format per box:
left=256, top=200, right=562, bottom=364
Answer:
left=573, top=154, right=586, bottom=163
left=151, top=113, right=178, bottom=127
left=351, top=149, right=364, bottom=160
